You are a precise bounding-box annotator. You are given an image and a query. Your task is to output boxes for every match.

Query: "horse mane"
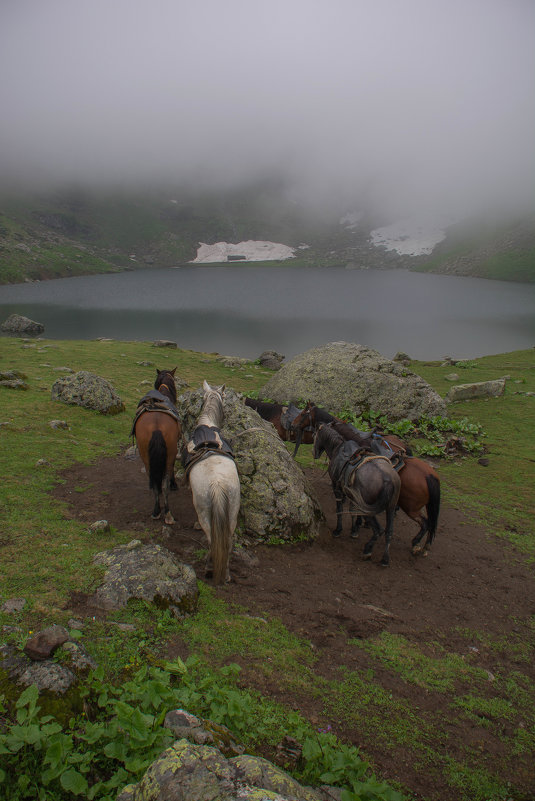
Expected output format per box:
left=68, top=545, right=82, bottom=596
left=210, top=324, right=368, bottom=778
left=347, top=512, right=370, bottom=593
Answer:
left=310, top=403, right=335, bottom=425
left=198, top=387, right=224, bottom=428
left=314, top=422, right=344, bottom=457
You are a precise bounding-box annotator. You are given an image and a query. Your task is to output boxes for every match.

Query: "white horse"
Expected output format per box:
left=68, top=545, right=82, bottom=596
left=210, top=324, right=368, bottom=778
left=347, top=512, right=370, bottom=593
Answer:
left=186, top=381, right=241, bottom=584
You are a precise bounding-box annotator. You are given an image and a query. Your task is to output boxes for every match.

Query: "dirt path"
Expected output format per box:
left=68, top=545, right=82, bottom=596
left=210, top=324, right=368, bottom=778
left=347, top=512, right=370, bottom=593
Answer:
left=54, top=451, right=535, bottom=801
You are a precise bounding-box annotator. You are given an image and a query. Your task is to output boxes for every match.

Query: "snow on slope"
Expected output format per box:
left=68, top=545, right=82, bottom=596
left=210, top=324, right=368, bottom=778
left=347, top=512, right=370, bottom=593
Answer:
left=192, top=240, right=296, bottom=263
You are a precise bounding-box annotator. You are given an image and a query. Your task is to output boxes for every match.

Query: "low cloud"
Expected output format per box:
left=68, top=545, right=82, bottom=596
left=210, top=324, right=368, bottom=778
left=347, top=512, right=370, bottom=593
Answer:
left=1, top=0, right=534, bottom=218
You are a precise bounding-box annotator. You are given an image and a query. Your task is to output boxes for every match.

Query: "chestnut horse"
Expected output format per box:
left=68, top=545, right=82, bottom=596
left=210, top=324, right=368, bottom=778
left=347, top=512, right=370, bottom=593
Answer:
left=133, top=368, right=181, bottom=524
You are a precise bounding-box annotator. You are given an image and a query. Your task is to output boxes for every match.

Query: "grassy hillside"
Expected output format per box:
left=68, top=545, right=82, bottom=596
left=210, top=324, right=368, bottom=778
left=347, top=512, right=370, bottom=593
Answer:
left=0, top=338, right=534, bottom=801
left=1, top=186, right=534, bottom=284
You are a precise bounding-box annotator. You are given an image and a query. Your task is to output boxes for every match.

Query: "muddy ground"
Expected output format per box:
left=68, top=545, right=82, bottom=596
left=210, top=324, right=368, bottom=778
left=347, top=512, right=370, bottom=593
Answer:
left=54, top=451, right=535, bottom=801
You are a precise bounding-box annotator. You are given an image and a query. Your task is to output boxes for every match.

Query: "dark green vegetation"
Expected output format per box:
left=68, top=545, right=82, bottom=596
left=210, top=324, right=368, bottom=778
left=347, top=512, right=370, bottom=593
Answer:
left=0, top=337, right=534, bottom=800
left=1, top=184, right=534, bottom=283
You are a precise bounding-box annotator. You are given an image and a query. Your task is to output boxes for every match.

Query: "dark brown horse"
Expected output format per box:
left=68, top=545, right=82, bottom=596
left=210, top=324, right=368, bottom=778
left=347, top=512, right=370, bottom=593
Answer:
left=314, top=423, right=401, bottom=566
left=133, top=368, right=182, bottom=524
left=329, top=419, right=440, bottom=557
left=244, top=398, right=314, bottom=450
left=291, top=401, right=411, bottom=458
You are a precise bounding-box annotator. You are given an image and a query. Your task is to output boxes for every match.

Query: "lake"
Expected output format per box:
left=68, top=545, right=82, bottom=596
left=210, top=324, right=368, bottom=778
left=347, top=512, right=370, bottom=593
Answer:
left=0, top=266, right=534, bottom=361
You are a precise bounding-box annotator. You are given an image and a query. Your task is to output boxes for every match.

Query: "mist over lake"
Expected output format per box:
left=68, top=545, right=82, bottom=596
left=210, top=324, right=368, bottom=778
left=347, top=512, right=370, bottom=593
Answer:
left=0, top=267, right=533, bottom=361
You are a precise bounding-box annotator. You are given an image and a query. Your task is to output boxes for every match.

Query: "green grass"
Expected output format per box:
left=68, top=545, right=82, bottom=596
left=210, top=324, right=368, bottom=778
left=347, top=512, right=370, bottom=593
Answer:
left=0, top=337, right=534, bottom=801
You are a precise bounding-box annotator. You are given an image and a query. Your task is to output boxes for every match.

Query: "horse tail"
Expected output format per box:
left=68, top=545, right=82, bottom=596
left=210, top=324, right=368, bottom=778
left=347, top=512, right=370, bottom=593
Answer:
left=425, top=474, right=441, bottom=546
left=210, top=481, right=233, bottom=585
left=148, top=430, right=167, bottom=493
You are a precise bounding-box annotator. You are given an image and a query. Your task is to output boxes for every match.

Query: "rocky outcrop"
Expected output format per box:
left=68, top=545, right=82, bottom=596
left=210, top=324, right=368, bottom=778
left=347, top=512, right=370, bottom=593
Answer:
left=1, top=313, right=44, bottom=335
left=92, top=541, right=199, bottom=617
left=258, top=350, right=285, bottom=370
left=259, top=342, right=447, bottom=421
left=116, top=738, right=338, bottom=801
left=51, top=370, right=125, bottom=414
left=176, top=387, right=323, bottom=544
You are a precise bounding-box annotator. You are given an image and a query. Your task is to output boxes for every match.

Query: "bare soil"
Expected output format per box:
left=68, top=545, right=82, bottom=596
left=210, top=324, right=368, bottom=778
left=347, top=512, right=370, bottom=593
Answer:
left=54, top=451, right=535, bottom=801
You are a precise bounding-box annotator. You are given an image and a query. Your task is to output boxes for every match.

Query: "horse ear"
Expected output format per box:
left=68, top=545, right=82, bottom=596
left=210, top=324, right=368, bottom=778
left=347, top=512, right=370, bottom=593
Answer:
left=203, top=379, right=211, bottom=392
left=220, top=384, right=226, bottom=393
left=171, top=367, right=177, bottom=376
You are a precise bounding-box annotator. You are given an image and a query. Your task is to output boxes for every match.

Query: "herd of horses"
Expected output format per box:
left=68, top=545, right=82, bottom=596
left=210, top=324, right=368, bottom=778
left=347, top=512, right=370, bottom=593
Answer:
left=132, top=369, right=441, bottom=583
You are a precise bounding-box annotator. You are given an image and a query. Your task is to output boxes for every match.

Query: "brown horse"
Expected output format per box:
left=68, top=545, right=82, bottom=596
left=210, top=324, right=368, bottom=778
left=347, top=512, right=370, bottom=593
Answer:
left=291, top=401, right=411, bottom=457
left=133, top=367, right=182, bottom=524
left=244, top=398, right=314, bottom=450
left=329, top=419, right=440, bottom=557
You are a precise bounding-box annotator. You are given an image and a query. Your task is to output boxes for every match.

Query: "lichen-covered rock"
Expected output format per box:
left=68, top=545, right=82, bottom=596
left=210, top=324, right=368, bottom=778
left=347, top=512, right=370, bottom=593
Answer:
left=116, top=739, right=326, bottom=801
left=51, top=370, right=125, bottom=414
left=259, top=342, right=447, bottom=421
left=445, top=378, right=506, bottom=402
left=1, top=314, right=44, bottom=335
left=176, top=387, right=323, bottom=544
left=93, top=541, right=199, bottom=616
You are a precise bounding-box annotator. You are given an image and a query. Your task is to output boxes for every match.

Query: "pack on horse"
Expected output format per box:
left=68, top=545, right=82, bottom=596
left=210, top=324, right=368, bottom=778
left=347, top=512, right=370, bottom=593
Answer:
left=291, top=401, right=410, bottom=457
left=182, top=382, right=241, bottom=584
left=132, top=368, right=182, bottom=524
left=244, top=398, right=314, bottom=451
left=313, top=423, right=401, bottom=566
left=330, top=419, right=441, bottom=556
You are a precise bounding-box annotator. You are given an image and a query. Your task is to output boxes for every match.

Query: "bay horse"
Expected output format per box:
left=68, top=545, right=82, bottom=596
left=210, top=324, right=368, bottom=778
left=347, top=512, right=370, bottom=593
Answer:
left=133, top=367, right=181, bottom=524
left=314, top=423, right=401, bottom=566
left=184, top=381, right=241, bottom=584
left=244, top=398, right=314, bottom=450
left=291, top=401, right=410, bottom=458
left=330, top=419, right=441, bottom=556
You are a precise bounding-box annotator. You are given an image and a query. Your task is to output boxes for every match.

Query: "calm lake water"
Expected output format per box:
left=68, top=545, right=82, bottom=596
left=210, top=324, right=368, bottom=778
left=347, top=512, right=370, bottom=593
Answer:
left=0, top=266, right=534, bottom=360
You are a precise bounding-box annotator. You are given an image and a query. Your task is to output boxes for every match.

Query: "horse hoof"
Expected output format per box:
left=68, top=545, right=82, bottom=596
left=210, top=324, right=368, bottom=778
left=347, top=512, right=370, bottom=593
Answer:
left=411, top=545, right=422, bottom=556
left=151, top=513, right=161, bottom=520
left=362, top=552, right=372, bottom=561
left=331, top=531, right=342, bottom=538
left=164, top=513, right=175, bottom=525
left=380, top=560, right=390, bottom=567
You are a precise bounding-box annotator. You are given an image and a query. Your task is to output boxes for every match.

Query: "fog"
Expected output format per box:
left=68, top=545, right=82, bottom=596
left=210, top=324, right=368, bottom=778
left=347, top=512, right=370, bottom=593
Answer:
left=1, top=0, right=534, bottom=219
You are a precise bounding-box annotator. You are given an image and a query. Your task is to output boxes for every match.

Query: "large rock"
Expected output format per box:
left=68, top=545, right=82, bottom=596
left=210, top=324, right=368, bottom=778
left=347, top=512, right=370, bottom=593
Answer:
left=259, top=342, right=447, bottom=421
left=116, top=739, right=329, bottom=801
left=1, top=313, right=44, bottom=335
left=176, top=387, right=323, bottom=544
left=51, top=370, right=125, bottom=414
left=93, top=541, right=199, bottom=617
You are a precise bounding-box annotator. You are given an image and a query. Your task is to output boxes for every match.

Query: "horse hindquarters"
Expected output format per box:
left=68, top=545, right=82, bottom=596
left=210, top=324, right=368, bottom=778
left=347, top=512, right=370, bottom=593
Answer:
left=190, top=458, right=240, bottom=584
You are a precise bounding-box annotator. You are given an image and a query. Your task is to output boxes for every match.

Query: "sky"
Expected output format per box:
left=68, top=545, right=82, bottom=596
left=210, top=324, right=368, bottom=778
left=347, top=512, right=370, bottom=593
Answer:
left=1, top=0, right=534, bottom=219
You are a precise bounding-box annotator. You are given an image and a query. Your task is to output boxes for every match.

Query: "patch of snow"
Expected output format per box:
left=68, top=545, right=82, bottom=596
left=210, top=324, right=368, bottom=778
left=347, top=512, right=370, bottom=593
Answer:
left=191, top=240, right=297, bottom=263
left=340, top=211, right=363, bottom=230
left=370, top=219, right=448, bottom=256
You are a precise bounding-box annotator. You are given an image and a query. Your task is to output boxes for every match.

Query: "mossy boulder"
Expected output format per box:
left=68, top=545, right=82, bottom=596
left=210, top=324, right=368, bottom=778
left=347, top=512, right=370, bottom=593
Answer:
left=259, top=341, right=447, bottom=421
left=51, top=370, right=125, bottom=414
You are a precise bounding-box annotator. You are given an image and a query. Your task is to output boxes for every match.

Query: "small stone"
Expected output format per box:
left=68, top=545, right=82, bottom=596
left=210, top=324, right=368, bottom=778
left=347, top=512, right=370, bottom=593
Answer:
left=2, top=598, right=27, bottom=614
left=24, top=625, right=70, bottom=660
left=50, top=420, right=69, bottom=429
left=89, top=520, right=111, bottom=533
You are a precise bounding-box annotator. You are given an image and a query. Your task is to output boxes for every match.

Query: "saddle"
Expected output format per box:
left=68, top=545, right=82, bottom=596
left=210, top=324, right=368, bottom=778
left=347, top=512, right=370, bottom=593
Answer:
left=181, top=424, right=235, bottom=478
left=130, top=390, right=181, bottom=437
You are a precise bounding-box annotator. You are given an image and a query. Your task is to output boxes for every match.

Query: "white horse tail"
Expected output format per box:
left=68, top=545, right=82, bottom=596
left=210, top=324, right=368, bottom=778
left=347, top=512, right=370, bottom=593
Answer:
left=209, top=480, right=234, bottom=584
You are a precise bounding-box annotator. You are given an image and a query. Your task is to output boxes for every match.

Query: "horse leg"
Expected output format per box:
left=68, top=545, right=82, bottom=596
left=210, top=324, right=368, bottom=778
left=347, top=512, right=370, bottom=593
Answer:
left=349, top=504, right=363, bottom=539
left=362, top=516, right=383, bottom=560
left=162, top=474, right=175, bottom=525
left=332, top=487, right=345, bottom=537
left=380, top=508, right=396, bottom=567
left=411, top=515, right=429, bottom=555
